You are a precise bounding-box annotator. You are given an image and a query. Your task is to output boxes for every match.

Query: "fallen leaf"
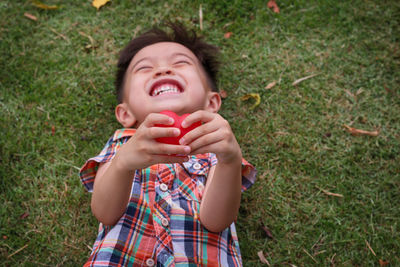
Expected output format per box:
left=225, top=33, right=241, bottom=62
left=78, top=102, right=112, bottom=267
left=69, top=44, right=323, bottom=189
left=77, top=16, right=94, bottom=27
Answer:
left=79, top=31, right=97, bottom=51
left=261, top=224, right=274, bottom=239
left=241, top=93, right=261, bottom=109
left=267, top=0, right=280, bottom=13
left=343, top=124, right=379, bottom=137
left=224, top=32, right=232, bottom=39
left=24, top=12, right=37, bottom=21
left=20, top=212, right=29, bottom=219
left=257, top=251, right=271, bottom=266
left=2, top=235, right=7, bottom=240
left=292, top=73, right=318, bottom=86
left=265, top=81, right=276, bottom=90
left=379, top=259, right=390, bottom=267
left=51, top=125, right=55, bottom=135
left=219, top=89, right=228, bottom=99
left=92, top=0, right=111, bottom=10
left=32, top=0, right=59, bottom=10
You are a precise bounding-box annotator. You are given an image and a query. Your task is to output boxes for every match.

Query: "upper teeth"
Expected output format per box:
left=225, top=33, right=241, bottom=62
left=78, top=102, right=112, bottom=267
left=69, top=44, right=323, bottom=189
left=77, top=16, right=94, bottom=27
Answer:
left=152, top=84, right=180, bottom=96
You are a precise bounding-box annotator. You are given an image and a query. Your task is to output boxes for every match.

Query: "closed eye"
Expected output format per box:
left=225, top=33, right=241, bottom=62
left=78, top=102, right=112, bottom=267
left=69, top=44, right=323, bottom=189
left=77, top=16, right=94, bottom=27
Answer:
left=173, top=60, right=190, bottom=66
left=135, top=65, right=152, bottom=72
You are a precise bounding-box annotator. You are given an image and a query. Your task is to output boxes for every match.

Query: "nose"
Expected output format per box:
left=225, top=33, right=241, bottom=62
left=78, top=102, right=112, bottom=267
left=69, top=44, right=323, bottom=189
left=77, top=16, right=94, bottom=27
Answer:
left=153, top=67, right=174, bottom=78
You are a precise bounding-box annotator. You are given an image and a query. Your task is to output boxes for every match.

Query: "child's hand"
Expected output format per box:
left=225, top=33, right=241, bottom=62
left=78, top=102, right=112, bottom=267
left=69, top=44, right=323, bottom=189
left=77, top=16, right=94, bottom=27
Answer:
left=179, top=111, right=242, bottom=164
left=114, top=113, right=191, bottom=171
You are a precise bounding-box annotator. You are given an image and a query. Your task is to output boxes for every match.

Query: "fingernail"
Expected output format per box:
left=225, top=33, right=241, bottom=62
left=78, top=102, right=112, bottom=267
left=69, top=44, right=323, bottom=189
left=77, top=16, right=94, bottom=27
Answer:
left=169, top=118, right=174, bottom=124
left=183, top=146, right=190, bottom=154
left=174, top=129, right=180, bottom=136
left=181, top=121, right=187, bottom=128
left=179, top=138, right=186, bottom=145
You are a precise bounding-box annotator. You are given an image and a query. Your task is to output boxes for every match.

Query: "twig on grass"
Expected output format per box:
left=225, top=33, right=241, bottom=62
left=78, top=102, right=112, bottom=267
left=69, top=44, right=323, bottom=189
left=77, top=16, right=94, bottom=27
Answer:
left=303, top=248, right=318, bottom=263
left=8, top=244, right=28, bottom=258
left=292, top=73, right=319, bottom=86
left=316, top=186, right=343, bottom=198
left=50, top=27, right=69, bottom=42
left=343, top=124, right=379, bottom=137
left=199, top=5, right=203, bottom=31
left=365, top=240, right=376, bottom=256
left=330, top=253, right=336, bottom=266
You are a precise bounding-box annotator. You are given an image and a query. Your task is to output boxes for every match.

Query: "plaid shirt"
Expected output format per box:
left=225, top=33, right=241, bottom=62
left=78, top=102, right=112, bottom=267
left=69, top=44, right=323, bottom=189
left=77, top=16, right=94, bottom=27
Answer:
left=80, top=129, right=256, bottom=266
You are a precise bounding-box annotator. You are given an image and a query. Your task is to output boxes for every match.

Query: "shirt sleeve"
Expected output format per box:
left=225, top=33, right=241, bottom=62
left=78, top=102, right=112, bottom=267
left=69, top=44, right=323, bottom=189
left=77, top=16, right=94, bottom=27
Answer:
left=208, top=153, right=257, bottom=192
left=79, top=129, right=134, bottom=192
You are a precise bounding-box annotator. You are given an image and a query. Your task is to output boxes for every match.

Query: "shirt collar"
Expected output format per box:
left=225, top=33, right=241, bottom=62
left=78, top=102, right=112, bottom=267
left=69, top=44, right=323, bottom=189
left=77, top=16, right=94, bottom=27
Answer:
left=112, top=128, right=136, bottom=141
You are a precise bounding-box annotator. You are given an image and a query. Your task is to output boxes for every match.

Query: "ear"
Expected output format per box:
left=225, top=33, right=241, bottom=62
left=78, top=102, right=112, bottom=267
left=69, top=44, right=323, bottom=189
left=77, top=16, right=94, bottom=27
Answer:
left=115, top=103, right=137, bottom=128
left=205, top=92, right=222, bottom=113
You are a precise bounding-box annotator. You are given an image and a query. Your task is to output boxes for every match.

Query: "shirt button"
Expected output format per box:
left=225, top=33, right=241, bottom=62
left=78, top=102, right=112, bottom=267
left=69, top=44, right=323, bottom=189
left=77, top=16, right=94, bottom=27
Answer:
left=160, top=183, right=168, bottom=192
left=193, top=163, right=202, bottom=170
left=161, top=218, right=169, bottom=227
left=146, top=258, right=155, bottom=266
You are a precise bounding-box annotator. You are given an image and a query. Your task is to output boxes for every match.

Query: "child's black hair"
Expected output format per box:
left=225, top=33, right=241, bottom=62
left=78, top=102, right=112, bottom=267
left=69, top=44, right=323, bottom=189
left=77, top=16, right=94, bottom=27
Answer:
left=115, top=22, right=220, bottom=103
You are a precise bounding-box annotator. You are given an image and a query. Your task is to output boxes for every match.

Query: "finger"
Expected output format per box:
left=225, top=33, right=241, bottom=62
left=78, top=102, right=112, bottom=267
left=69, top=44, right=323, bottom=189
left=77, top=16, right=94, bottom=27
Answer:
left=149, top=143, right=191, bottom=156
left=148, top=126, right=181, bottom=139
left=181, top=110, right=215, bottom=128
left=187, top=130, right=226, bottom=152
left=143, top=113, right=175, bottom=127
left=179, top=121, right=219, bottom=145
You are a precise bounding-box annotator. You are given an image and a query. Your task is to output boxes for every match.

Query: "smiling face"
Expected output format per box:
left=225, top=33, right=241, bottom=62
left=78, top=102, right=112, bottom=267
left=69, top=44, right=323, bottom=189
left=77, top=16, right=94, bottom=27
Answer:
left=116, top=42, right=221, bottom=127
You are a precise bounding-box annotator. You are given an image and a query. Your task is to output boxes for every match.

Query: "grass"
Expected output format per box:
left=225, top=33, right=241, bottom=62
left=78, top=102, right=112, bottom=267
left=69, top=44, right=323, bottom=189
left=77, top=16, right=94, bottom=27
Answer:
left=1, top=0, right=399, bottom=266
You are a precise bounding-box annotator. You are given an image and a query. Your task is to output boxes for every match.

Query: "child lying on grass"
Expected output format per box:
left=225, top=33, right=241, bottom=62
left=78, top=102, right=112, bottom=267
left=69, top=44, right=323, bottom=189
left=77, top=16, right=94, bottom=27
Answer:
left=80, top=22, right=256, bottom=266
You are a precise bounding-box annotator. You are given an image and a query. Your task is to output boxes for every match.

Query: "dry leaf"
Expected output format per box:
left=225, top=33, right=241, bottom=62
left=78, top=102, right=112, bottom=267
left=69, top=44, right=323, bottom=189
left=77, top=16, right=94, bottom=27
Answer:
left=51, top=125, right=55, bottom=136
left=257, top=251, right=271, bottom=266
left=241, top=93, right=261, bottom=109
left=265, top=81, right=276, bottom=90
left=92, top=0, right=111, bottom=10
left=32, top=1, right=59, bottom=10
left=343, top=124, right=379, bottom=137
left=219, top=89, right=228, bottom=99
left=224, top=32, right=232, bottom=39
left=20, top=212, right=29, bottom=219
left=379, top=259, right=389, bottom=267
left=261, top=224, right=274, bottom=239
left=267, top=0, right=280, bottom=13
left=24, top=12, right=37, bottom=21
left=292, top=74, right=318, bottom=86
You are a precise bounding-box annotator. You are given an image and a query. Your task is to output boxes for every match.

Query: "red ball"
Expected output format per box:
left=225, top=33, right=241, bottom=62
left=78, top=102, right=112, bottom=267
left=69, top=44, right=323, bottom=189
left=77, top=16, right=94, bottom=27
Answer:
left=155, top=110, right=201, bottom=145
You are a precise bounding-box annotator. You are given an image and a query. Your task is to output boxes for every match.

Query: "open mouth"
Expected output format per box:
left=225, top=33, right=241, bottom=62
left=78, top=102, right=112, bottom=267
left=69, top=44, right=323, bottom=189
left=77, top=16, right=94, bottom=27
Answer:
left=149, top=79, right=184, bottom=97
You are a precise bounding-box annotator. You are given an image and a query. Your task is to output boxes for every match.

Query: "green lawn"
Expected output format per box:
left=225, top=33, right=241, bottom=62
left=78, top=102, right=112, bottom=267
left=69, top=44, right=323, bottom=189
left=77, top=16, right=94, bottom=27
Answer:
left=1, top=0, right=399, bottom=266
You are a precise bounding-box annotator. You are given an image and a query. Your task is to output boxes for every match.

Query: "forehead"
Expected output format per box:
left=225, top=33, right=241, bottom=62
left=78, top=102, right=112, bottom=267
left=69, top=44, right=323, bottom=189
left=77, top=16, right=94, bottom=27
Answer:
left=131, top=42, right=199, bottom=64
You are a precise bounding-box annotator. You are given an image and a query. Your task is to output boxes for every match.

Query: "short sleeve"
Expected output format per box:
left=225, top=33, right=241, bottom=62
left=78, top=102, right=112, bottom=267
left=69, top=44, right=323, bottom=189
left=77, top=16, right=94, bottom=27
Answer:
left=208, top=153, right=257, bottom=192
left=240, top=158, right=257, bottom=192
left=79, top=129, right=136, bottom=192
